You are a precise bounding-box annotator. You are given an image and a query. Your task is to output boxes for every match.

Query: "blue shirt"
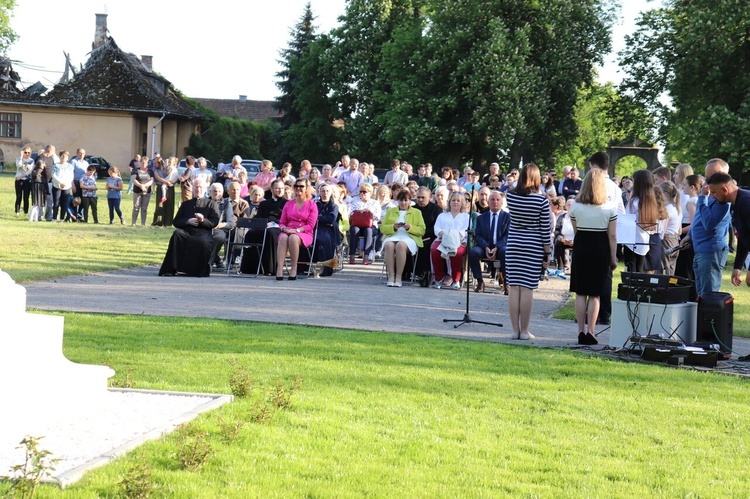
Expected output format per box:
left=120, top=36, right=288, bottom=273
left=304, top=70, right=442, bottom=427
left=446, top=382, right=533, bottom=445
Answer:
left=689, top=195, right=730, bottom=253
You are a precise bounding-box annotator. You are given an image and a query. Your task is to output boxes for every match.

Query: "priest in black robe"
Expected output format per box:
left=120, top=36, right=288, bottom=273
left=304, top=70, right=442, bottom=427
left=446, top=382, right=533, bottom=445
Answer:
left=159, top=178, right=221, bottom=277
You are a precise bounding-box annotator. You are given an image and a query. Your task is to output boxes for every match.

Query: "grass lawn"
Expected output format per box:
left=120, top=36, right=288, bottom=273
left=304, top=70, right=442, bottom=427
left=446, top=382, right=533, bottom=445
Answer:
left=2, top=313, right=748, bottom=497
left=0, top=172, right=172, bottom=282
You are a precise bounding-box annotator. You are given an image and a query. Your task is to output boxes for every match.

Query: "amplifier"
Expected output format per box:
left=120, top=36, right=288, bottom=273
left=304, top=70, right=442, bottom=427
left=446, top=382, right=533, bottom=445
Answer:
left=617, top=284, right=693, bottom=304
left=697, top=292, right=733, bottom=358
left=642, top=346, right=718, bottom=368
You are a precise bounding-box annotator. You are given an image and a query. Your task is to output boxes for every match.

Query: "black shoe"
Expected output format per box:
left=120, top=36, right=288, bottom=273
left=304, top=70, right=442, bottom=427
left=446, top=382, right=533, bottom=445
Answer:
left=578, top=332, right=586, bottom=345
left=584, top=333, right=598, bottom=345
left=288, top=275, right=297, bottom=281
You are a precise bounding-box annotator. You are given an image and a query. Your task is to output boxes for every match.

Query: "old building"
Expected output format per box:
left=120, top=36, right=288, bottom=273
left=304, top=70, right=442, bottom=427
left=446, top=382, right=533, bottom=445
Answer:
left=0, top=14, right=201, bottom=170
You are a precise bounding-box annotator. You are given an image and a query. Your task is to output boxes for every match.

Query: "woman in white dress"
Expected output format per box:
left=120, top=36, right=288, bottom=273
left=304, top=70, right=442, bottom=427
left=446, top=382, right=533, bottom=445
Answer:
left=380, top=190, right=426, bottom=287
left=430, top=192, right=470, bottom=289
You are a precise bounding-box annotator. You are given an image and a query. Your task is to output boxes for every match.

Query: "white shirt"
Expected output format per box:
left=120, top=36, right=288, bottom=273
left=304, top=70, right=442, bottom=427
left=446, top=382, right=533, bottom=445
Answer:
left=603, top=172, right=625, bottom=214
left=434, top=212, right=470, bottom=242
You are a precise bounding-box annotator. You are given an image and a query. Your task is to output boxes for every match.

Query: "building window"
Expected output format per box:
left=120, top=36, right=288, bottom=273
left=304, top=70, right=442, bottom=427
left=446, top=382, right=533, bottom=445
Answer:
left=0, top=113, right=21, bottom=138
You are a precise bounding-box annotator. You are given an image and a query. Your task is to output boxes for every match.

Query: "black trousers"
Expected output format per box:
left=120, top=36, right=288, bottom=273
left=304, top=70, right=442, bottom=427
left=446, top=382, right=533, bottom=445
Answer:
left=81, top=197, right=98, bottom=223
left=15, top=179, right=31, bottom=214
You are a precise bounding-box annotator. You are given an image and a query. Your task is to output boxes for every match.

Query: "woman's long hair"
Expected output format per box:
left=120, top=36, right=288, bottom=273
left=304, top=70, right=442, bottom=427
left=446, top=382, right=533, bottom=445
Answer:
left=513, top=163, right=541, bottom=196
left=628, top=169, right=662, bottom=227
left=577, top=169, right=607, bottom=206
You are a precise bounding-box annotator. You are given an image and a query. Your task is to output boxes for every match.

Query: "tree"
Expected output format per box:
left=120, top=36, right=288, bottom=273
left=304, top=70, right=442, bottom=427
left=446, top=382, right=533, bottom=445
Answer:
left=326, top=0, right=613, bottom=168
left=275, top=3, right=341, bottom=164
left=618, top=0, right=750, bottom=175
left=553, top=81, right=655, bottom=172
left=0, top=0, right=17, bottom=54
left=185, top=101, right=272, bottom=163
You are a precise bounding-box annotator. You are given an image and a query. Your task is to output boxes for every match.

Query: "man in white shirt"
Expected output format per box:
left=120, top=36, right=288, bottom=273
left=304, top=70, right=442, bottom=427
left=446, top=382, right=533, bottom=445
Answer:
left=383, top=158, right=408, bottom=186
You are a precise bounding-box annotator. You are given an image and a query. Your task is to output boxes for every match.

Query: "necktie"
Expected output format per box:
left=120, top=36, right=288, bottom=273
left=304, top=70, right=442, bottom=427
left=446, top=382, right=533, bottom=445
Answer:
left=490, top=213, right=497, bottom=246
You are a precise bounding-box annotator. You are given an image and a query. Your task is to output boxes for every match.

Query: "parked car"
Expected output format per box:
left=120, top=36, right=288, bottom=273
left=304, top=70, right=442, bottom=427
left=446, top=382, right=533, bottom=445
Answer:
left=373, top=168, right=388, bottom=183
left=241, top=159, right=262, bottom=181
left=84, top=155, right=113, bottom=178
left=176, top=158, right=217, bottom=179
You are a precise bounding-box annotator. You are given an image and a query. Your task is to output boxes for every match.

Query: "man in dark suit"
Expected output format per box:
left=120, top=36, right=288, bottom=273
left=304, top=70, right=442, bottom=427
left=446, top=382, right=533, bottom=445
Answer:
left=159, top=178, right=221, bottom=277
left=705, top=171, right=750, bottom=287
left=469, top=191, right=509, bottom=293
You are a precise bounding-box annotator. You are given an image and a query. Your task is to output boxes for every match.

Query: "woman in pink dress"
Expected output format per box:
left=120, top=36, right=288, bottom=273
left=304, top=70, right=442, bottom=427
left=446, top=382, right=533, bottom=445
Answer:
left=276, top=178, right=318, bottom=280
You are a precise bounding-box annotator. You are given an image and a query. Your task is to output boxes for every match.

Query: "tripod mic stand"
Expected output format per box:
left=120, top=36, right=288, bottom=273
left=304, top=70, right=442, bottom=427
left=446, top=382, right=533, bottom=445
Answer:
left=443, top=185, right=503, bottom=329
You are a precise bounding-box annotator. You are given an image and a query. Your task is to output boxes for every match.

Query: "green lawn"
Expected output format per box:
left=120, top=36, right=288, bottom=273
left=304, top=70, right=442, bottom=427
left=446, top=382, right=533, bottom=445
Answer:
left=4, top=314, right=749, bottom=497
left=0, top=172, right=171, bottom=282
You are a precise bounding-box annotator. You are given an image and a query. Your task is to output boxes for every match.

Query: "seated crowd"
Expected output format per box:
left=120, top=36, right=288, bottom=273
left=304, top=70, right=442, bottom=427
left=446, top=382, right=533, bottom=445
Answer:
left=153, top=154, right=574, bottom=292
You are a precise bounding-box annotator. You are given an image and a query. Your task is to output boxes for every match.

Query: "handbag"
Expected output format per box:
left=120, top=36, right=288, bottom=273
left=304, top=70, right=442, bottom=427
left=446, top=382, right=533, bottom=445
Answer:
left=350, top=209, right=373, bottom=228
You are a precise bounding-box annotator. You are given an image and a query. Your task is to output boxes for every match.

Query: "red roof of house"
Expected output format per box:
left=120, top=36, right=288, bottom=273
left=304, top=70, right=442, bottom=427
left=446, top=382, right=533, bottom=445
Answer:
left=192, top=98, right=282, bottom=122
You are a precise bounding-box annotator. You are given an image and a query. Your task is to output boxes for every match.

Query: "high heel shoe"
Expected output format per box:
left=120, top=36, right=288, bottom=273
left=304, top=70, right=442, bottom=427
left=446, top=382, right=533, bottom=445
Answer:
left=288, top=275, right=297, bottom=281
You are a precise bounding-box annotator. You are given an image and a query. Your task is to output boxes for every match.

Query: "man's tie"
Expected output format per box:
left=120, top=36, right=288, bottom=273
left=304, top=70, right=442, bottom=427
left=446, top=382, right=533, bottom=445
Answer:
left=490, top=212, right=497, bottom=246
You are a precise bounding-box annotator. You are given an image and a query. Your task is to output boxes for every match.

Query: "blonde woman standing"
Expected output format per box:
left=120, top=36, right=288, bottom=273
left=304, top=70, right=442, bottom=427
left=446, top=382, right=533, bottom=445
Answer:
left=569, top=169, right=618, bottom=345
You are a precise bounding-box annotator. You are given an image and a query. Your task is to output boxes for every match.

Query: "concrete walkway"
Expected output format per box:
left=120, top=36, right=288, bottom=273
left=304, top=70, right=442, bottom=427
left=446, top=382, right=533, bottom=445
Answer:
left=23, top=262, right=750, bottom=357
left=25, top=263, right=585, bottom=346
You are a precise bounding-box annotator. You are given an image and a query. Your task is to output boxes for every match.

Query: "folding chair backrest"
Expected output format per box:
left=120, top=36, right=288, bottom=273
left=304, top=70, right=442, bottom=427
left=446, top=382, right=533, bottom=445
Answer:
left=238, top=217, right=268, bottom=230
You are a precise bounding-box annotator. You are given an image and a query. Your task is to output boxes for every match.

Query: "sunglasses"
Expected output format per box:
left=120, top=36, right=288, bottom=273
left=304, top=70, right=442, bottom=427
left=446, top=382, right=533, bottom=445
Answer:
left=294, top=185, right=305, bottom=189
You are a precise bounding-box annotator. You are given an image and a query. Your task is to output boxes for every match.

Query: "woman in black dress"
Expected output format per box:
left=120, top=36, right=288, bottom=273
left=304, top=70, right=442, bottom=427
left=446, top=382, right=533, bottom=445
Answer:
left=569, top=169, right=618, bottom=345
left=29, top=159, right=48, bottom=222
left=240, top=179, right=287, bottom=275
left=314, top=183, right=340, bottom=277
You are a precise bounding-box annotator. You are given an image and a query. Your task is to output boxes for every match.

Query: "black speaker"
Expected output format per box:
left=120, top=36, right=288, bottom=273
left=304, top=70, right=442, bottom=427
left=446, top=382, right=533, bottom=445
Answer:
left=697, top=292, right=733, bottom=358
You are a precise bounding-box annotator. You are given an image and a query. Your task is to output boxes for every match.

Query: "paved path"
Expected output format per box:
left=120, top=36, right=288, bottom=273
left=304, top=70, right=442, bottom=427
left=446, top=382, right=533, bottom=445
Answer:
left=23, top=263, right=750, bottom=357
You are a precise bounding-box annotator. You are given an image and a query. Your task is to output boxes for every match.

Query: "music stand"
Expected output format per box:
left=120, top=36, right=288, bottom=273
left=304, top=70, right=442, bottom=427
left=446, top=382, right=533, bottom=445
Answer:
left=443, top=185, right=503, bottom=329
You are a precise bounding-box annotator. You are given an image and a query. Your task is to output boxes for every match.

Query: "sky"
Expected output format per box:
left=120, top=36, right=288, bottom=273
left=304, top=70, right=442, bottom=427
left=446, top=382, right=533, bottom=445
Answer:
left=6, top=0, right=659, bottom=102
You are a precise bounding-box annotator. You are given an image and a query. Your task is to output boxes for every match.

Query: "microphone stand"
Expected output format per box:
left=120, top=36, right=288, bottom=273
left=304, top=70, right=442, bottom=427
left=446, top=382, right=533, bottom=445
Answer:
left=443, top=184, right=503, bottom=329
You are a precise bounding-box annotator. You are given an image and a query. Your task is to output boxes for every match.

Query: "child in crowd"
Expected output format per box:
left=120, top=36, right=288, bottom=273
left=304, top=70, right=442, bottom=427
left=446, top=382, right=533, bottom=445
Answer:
left=29, top=159, right=48, bottom=222
left=658, top=181, right=681, bottom=275
left=159, top=160, right=179, bottom=204
left=65, top=197, right=84, bottom=222
left=79, top=165, right=99, bottom=223
left=106, top=166, right=124, bottom=224
left=238, top=170, right=249, bottom=198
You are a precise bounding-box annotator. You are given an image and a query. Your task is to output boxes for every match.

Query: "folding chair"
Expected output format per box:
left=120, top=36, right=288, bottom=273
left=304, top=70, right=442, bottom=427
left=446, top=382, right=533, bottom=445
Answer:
left=226, top=217, right=268, bottom=277
left=286, top=225, right=318, bottom=278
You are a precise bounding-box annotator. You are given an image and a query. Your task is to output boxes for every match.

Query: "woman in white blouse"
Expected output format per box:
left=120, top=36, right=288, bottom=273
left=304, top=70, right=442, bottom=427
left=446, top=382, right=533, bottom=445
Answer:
left=430, top=192, right=470, bottom=289
left=348, top=183, right=381, bottom=265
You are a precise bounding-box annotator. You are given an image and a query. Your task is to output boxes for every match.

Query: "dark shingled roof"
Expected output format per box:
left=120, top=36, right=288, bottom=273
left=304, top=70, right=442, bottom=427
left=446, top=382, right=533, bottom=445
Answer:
left=0, top=38, right=201, bottom=119
left=192, top=97, right=282, bottom=122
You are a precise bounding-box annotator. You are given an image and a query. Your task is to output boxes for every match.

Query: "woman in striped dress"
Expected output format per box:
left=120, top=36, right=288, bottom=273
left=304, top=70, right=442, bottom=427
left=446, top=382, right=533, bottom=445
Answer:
left=505, top=163, right=552, bottom=340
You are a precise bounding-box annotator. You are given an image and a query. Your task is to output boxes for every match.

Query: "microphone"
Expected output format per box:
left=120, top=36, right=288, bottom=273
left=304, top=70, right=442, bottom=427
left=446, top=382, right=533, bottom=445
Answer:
left=665, top=240, right=690, bottom=256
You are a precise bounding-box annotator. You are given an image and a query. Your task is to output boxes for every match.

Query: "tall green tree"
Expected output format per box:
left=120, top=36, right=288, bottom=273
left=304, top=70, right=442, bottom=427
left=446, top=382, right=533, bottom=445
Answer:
left=619, top=0, right=750, bottom=174
left=0, top=0, right=16, bottom=54
left=275, top=3, right=341, bottom=164
left=553, top=81, right=655, bottom=171
left=327, top=0, right=613, bottom=168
